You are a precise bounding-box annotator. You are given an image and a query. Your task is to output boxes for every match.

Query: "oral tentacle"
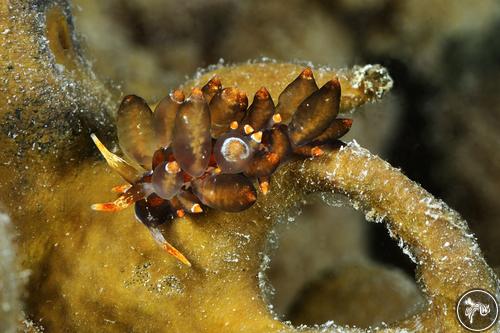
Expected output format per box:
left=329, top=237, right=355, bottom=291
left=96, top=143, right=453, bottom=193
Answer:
left=90, top=133, right=143, bottom=183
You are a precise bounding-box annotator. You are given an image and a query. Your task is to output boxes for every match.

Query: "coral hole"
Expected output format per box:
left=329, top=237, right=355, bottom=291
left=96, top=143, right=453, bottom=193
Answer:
left=262, top=196, right=423, bottom=328
left=45, top=7, right=77, bottom=71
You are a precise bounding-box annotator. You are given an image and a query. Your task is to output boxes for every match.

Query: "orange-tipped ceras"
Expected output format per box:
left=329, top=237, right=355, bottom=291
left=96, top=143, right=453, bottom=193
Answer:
left=91, top=68, right=352, bottom=265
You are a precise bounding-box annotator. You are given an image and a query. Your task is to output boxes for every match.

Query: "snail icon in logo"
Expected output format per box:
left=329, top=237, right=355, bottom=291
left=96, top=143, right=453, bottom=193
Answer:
left=456, top=289, right=499, bottom=332
left=464, top=297, right=490, bottom=324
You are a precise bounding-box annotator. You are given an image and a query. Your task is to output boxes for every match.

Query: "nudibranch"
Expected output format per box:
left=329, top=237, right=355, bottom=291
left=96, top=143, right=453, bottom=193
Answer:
left=91, top=68, right=352, bottom=266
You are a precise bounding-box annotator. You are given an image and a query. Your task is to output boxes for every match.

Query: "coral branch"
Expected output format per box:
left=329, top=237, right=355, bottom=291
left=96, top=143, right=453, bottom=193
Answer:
left=266, top=142, right=500, bottom=331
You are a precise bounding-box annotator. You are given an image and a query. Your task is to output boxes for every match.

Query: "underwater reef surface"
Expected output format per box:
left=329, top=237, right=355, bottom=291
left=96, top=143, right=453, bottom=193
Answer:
left=73, top=0, right=500, bottom=275
left=72, top=2, right=500, bottom=322
left=0, top=1, right=499, bottom=332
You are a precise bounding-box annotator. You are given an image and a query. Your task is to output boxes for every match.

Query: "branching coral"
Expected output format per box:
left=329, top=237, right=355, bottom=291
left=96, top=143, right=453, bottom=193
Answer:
left=0, top=1, right=499, bottom=332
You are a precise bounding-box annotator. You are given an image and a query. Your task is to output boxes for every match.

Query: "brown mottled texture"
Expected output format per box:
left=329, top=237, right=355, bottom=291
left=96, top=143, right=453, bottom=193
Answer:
left=275, top=68, right=319, bottom=124
left=192, top=174, right=257, bottom=212
left=172, top=89, right=212, bottom=177
left=209, top=87, right=248, bottom=138
left=116, top=95, right=157, bottom=168
left=288, top=79, right=341, bottom=146
left=153, top=90, right=184, bottom=148
left=242, top=87, right=275, bottom=132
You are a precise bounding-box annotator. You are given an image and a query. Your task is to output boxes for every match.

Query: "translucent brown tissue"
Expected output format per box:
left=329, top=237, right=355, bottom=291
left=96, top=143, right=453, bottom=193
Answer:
left=117, top=95, right=157, bottom=168
left=172, top=89, right=212, bottom=177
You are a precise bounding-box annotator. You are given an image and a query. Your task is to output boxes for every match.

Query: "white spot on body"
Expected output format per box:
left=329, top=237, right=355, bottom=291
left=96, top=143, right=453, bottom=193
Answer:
left=221, top=137, right=249, bottom=162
